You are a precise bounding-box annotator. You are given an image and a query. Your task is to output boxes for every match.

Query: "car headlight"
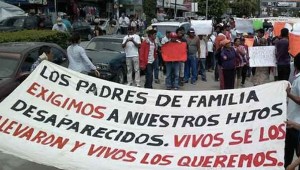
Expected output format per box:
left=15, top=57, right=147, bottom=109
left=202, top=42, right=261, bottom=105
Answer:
left=96, top=63, right=110, bottom=71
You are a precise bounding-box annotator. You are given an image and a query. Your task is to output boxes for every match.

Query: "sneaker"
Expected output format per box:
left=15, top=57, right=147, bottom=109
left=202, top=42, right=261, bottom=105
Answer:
left=166, top=87, right=172, bottom=90
left=154, top=79, right=160, bottom=84
left=136, top=84, right=141, bottom=87
left=173, top=87, right=179, bottom=90
left=202, top=79, right=207, bottom=82
left=191, top=81, right=196, bottom=85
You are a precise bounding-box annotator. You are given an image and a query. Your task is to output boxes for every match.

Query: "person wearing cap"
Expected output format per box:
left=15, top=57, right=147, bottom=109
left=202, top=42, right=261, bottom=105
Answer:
left=185, top=28, right=200, bottom=84
left=163, top=32, right=181, bottom=90
left=220, top=39, right=237, bottom=89
left=122, top=27, right=141, bottom=87
left=52, top=17, right=67, bottom=32
left=139, top=29, right=157, bottom=89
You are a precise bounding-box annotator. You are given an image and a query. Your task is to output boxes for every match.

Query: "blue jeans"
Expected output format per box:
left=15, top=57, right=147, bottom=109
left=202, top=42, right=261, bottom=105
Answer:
left=198, top=58, right=206, bottom=80
left=165, top=62, right=180, bottom=88
left=184, top=54, right=198, bottom=83
left=144, top=63, right=154, bottom=88
left=154, top=58, right=159, bottom=80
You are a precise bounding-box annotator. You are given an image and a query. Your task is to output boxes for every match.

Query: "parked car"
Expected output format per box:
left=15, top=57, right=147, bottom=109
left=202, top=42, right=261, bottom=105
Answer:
left=151, top=21, right=191, bottom=36
left=72, top=21, right=93, bottom=40
left=0, top=15, right=52, bottom=32
left=85, top=35, right=126, bottom=84
left=0, top=42, right=67, bottom=102
left=90, top=18, right=120, bottom=35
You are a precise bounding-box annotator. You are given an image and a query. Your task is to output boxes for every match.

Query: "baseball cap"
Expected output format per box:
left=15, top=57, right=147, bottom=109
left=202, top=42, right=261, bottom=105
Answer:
left=188, top=28, right=195, bottom=33
left=170, top=32, right=177, bottom=38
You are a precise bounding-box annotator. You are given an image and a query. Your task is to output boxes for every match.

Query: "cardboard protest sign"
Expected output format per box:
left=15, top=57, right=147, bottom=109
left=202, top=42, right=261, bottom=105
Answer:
left=273, top=22, right=286, bottom=37
left=161, top=42, right=187, bottom=62
left=253, top=19, right=263, bottom=30
left=293, top=23, right=300, bottom=32
left=190, top=20, right=213, bottom=35
left=244, top=38, right=254, bottom=47
left=0, top=61, right=288, bottom=170
left=249, top=46, right=276, bottom=67
left=235, top=18, right=254, bottom=34
left=289, top=33, right=300, bottom=57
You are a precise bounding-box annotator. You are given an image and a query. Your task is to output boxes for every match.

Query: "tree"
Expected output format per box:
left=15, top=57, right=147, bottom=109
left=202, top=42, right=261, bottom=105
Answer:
left=143, top=0, right=156, bottom=26
left=196, top=0, right=229, bottom=19
left=230, top=1, right=259, bottom=17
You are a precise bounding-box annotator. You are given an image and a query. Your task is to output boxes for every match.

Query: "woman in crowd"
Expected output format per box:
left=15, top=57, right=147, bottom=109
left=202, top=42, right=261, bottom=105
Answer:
left=233, top=38, right=248, bottom=88
left=67, top=32, right=100, bottom=77
left=220, top=39, right=237, bottom=89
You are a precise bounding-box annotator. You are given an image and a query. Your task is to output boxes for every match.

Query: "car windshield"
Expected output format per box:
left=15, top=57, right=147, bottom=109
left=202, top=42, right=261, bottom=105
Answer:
left=0, top=56, right=20, bottom=78
left=156, top=25, right=179, bottom=37
left=0, top=18, right=24, bottom=27
left=86, top=38, right=124, bottom=52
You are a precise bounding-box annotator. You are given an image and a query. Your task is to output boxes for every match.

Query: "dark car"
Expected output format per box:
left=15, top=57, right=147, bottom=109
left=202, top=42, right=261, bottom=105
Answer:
left=85, top=35, right=126, bottom=84
left=0, top=42, right=67, bottom=102
left=0, top=15, right=52, bottom=32
left=72, top=21, right=93, bottom=40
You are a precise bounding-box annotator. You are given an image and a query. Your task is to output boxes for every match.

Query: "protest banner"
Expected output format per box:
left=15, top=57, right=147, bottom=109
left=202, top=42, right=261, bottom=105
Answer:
left=253, top=19, right=263, bottom=30
left=289, top=32, right=300, bottom=57
left=0, top=61, right=288, bottom=170
left=244, top=38, right=254, bottom=47
left=273, top=22, right=286, bottom=37
left=161, top=42, right=187, bottom=62
left=190, top=20, right=212, bottom=35
left=235, top=18, right=254, bottom=34
left=249, top=46, right=276, bottom=67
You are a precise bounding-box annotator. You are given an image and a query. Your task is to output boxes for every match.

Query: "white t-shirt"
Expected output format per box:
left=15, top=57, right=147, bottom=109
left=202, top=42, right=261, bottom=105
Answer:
left=119, top=16, right=130, bottom=27
left=122, top=34, right=141, bottom=57
left=207, top=35, right=215, bottom=52
left=199, top=39, right=207, bottom=59
left=287, top=73, right=300, bottom=123
left=148, top=41, right=155, bottom=64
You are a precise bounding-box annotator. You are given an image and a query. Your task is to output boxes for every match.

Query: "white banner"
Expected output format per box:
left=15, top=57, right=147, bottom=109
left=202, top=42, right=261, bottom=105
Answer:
left=249, top=46, right=277, bottom=67
left=235, top=18, right=254, bottom=34
left=0, top=61, right=288, bottom=170
left=191, top=20, right=212, bottom=35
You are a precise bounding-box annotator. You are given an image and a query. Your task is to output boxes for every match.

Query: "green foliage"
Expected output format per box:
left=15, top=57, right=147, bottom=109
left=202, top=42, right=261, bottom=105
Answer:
left=196, top=0, right=229, bottom=19
left=143, top=0, right=157, bottom=25
left=230, top=1, right=258, bottom=17
left=0, top=30, right=70, bottom=49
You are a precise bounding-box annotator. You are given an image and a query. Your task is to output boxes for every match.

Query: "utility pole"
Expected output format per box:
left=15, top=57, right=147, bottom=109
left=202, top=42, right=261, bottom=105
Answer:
left=205, top=0, right=208, bottom=19
left=162, top=0, right=165, bottom=8
left=174, top=0, right=177, bottom=17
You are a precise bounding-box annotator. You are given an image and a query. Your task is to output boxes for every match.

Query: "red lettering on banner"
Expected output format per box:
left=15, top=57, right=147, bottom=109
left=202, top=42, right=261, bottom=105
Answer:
left=140, top=153, right=173, bottom=165
left=88, top=144, right=137, bottom=162
left=70, top=141, right=86, bottom=152
left=229, top=129, right=253, bottom=145
left=26, top=82, right=106, bottom=120
left=174, top=133, right=224, bottom=148
left=0, top=117, right=70, bottom=150
left=259, top=124, right=285, bottom=142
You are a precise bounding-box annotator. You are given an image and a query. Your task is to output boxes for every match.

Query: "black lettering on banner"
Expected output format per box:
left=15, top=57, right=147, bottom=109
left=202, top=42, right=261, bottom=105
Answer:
left=107, top=109, right=119, bottom=123
left=39, top=65, right=70, bottom=86
left=155, top=95, right=182, bottom=107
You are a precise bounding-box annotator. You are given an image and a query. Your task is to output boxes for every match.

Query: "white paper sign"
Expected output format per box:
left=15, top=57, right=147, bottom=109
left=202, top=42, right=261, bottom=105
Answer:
left=235, top=18, right=254, bottom=34
left=0, top=61, right=288, bottom=170
left=191, top=20, right=212, bottom=35
left=249, top=46, right=276, bottom=67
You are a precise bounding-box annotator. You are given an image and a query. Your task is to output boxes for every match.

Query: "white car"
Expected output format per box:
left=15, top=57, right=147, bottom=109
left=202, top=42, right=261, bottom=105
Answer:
left=151, top=21, right=191, bottom=36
